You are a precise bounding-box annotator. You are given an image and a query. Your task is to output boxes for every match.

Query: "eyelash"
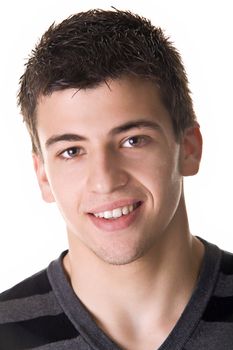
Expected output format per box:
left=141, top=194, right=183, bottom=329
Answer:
left=57, top=135, right=151, bottom=160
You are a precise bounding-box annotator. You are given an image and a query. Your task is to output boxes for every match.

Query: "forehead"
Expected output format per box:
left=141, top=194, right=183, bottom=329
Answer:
left=36, top=76, right=174, bottom=139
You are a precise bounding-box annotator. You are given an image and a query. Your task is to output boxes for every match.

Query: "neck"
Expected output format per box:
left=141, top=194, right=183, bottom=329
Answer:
left=63, top=198, right=204, bottom=347
left=64, top=235, right=203, bottom=311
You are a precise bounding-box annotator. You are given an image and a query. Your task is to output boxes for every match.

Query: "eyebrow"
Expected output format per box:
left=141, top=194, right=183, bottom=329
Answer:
left=110, top=120, right=161, bottom=135
left=45, top=119, right=161, bottom=148
left=45, top=133, right=86, bottom=148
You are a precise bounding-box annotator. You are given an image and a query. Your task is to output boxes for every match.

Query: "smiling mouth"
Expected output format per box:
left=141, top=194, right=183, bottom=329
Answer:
left=90, top=201, right=142, bottom=220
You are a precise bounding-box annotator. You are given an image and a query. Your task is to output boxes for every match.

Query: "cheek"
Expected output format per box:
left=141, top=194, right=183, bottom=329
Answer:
left=143, top=146, right=179, bottom=177
left=137, top=150, right=182, bottom=202
left=44, top=163, right=85, bottom=215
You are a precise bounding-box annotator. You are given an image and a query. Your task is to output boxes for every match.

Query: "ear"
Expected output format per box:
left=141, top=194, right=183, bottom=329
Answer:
left=179, top=122, right=203, bottom=176
left=32, top=153, right=55, bottom=203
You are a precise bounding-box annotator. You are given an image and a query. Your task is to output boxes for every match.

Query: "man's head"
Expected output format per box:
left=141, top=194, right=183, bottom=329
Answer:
left=18, top=9, right=196, bottom=154
left=17, top=9, right=202, bottom=265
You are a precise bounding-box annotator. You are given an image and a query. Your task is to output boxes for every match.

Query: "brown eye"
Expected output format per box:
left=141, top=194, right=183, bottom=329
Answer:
left=122, top=135, right=149, bottom=148
left=60, top=147, right=82, bottom=159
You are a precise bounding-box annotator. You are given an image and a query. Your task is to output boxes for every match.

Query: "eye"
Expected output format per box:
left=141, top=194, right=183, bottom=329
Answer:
left=121, top=135, right=150, bottom=148
left=59, top=146, right=84, bottom=159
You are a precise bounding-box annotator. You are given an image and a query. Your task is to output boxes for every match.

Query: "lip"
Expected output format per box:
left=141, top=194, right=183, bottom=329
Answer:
left=88, top=202, right=143, bottom=232
left=88, top=199, right=141, bottom=214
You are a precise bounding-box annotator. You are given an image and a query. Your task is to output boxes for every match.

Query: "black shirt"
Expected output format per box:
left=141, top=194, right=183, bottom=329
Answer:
left=1, top=238, right=233, bottom=349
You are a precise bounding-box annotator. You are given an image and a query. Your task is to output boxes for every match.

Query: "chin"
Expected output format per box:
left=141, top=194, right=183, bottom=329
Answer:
left=91, top=242, right=150, bottom=266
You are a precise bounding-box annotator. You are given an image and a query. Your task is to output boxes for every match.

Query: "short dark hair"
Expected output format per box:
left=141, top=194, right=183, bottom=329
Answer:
left=18, top=8, right=196, bottom=154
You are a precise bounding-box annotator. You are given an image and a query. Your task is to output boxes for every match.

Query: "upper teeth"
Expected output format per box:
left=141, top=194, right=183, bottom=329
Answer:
left=94, top=204, right=135, bottom=219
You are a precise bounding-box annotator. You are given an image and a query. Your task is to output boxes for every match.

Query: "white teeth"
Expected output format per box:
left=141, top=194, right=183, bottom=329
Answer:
left=129, top=204, right=133, bottom=213
left=122, top=206, right=129, bottom=215
left=112, top=208, right=122, bottom=218
left=103, top=211, right=112, bottom=219
left=93, top=203, right=138, bottom=219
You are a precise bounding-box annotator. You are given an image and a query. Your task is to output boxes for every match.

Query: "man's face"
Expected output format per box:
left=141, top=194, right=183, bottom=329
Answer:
left=34, top=77, right=198, bottom=265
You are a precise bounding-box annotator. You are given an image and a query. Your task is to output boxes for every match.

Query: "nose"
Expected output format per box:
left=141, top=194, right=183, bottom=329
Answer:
left=87, top=146, right=129, bottom=194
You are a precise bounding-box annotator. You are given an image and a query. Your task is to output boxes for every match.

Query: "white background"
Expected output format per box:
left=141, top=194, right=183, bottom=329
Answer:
left=0, top=0, right=232, bottom=292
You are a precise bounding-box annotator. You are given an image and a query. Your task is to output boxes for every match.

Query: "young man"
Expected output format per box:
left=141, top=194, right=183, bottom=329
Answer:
left=0, top=8, right=232, bottom=350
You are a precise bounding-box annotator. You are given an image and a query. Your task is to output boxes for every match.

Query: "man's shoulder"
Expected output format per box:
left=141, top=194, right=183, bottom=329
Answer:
left=219, top=248, right=233, bottom=275
left=0, top=268, right=75, bottom=349
left=0, top=268, right=51, bottom=302
left=184, top=247, right=233, bottom=348
left=212, top=248, right=233, bottom=298
left=0, top=268, right=62, bottom=326
left=202, top=247, right=233, bottom=323
left=213, top=248, right=233, bottom=298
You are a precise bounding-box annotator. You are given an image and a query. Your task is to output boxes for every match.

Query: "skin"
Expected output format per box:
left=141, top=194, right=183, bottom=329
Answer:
left=34, top=76, right=204, bottom=349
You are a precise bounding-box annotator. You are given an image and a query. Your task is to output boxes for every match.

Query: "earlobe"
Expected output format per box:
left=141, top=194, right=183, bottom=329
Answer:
left=32, top=153, right=55, bottom=203
left=180, top=122, right=203, bottom=176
